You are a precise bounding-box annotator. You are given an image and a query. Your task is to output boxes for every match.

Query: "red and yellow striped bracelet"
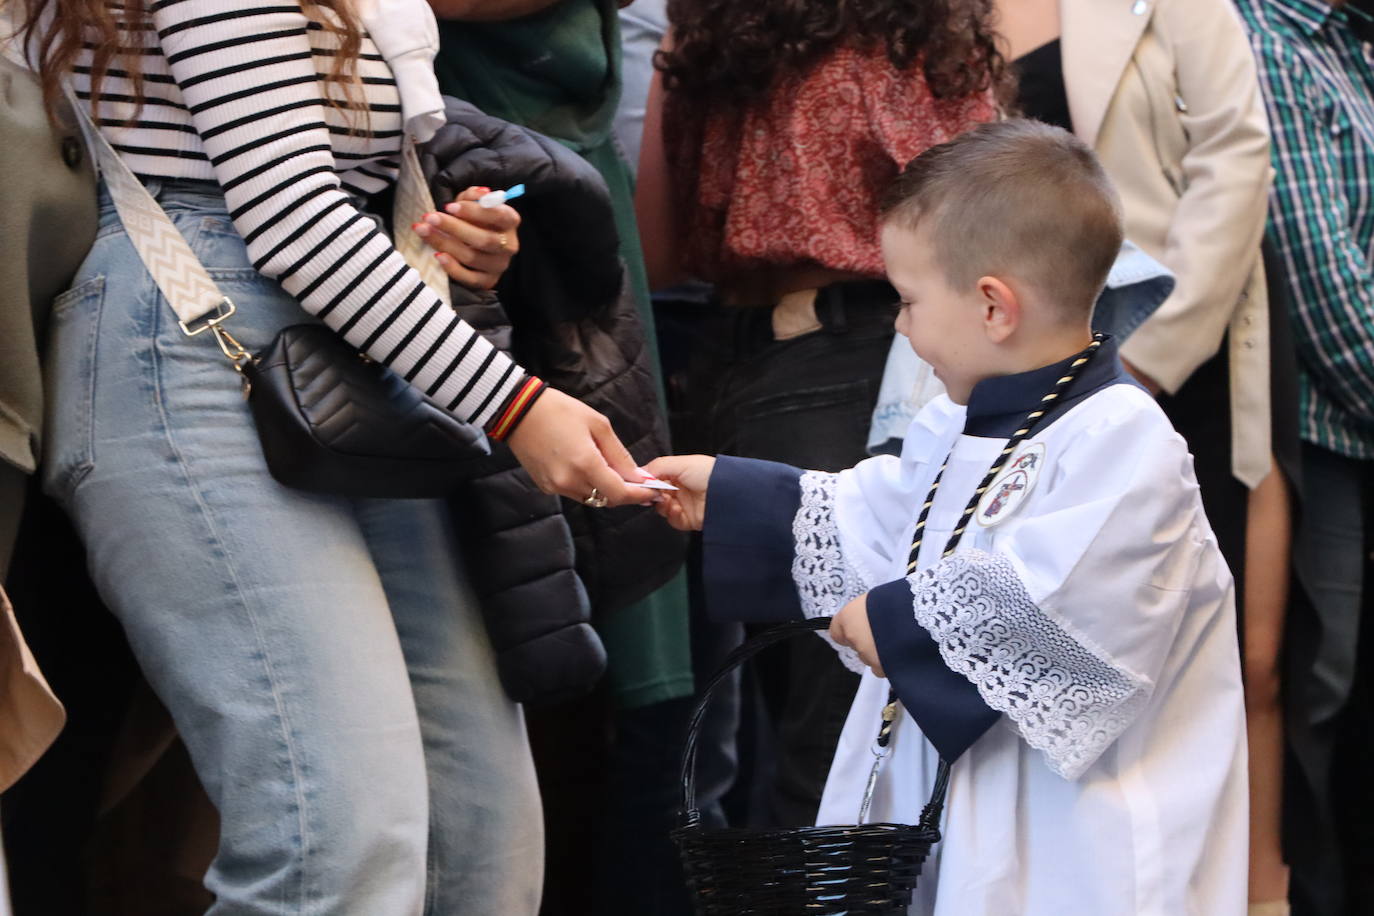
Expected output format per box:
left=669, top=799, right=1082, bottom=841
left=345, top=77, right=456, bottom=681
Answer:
left=487, top=376, right=547, bottom=442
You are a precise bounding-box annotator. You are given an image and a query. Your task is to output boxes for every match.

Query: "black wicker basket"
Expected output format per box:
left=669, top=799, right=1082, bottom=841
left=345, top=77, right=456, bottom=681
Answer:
left=673, top=618, right=951, bottom=915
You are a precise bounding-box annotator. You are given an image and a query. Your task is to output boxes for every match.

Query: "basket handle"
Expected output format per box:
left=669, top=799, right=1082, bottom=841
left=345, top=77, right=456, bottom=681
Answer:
left=678, top=617, right=952, bottom=830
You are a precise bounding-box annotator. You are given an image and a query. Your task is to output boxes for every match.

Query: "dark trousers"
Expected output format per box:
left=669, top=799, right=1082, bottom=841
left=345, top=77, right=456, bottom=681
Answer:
left=668, top=281, right=896, bottom=827
left=1287, top=443, right=1374, bottom=916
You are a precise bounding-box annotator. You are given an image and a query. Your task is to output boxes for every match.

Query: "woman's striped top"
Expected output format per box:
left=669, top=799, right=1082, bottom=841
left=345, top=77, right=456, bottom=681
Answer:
left=73, top=0, right=527, bottom=428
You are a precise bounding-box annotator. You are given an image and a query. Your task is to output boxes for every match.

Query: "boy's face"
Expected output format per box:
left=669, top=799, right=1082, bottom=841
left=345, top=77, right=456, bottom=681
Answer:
left=881, top=221, right=989, bottom=402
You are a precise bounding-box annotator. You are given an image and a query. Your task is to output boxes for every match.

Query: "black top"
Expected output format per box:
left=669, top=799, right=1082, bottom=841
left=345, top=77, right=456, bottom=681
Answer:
left=1014, top=39, right=1074, bottom=133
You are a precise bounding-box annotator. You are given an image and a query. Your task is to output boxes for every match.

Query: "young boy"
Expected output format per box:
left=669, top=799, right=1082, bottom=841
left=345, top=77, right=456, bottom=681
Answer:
left=648, top=121, right=1248, bottom=915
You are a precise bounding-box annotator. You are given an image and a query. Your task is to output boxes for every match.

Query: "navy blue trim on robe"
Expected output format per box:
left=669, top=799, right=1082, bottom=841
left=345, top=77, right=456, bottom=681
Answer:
left=963, top=335, right=1145, bottom=439
left=702, top=456, right=807, bottom=623
left=868, top=578, right=1001, bottom=761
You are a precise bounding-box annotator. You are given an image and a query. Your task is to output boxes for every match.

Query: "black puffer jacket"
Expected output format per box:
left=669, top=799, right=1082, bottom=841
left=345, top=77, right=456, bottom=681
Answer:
left=421, top=99, right=687, bottom=707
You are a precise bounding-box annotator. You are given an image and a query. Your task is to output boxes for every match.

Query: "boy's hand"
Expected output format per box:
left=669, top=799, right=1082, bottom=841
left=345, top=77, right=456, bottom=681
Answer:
left=829, top=594, right=885, bottom=677
left=643, top=455, right=715, bottom=531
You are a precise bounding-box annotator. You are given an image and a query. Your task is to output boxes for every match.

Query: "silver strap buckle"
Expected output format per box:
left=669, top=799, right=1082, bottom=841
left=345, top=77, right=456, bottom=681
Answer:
left=178, top=297, right=237, bottom=337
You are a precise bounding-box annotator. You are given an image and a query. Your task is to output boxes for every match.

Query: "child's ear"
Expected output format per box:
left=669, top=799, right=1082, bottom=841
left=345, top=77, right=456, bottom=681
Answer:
left=977, top=275, right=1020, bottom=344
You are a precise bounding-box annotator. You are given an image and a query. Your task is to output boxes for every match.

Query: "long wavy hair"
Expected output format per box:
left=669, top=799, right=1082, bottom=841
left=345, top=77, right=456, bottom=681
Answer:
left=12, top=0, right=366, bottom=123
left=658, top=0, right=1010, bottom=105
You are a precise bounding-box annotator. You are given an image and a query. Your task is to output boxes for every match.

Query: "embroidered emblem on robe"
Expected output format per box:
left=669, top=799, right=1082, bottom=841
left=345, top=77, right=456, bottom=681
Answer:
left=976, top=443, right=1045, bottom=527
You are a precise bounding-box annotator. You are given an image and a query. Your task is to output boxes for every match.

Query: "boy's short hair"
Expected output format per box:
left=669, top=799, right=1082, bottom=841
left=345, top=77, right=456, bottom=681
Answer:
left=880, top=119, right=1124, bottom=321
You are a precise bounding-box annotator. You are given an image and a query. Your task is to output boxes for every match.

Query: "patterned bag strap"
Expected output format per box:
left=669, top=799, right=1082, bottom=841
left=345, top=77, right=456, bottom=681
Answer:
left=67, top=87, right=232, bottom=336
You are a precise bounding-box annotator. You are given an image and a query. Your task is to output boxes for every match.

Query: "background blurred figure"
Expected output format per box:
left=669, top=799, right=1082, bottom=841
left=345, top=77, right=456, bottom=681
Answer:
left=992, top=3, right=1292, bottom=913
left=1235, top=1, right=1374, bottom=913
left=427, top=2, right=695, bottom=913
left=0, top=47, right=89, bottom=916
left=637, top=0, right=1003, bottom=828
left=614, top=0, right=664, bottom=180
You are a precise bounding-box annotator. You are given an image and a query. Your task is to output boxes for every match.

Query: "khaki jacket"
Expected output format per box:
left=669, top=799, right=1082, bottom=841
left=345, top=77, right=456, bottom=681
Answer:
left=1063, top=0, right=1274, bottom=487
left=0, top=586, right=63, bottom=793
left=0, top=53, right=96, bottom=790
left=0, top=56, right=97, bottom=494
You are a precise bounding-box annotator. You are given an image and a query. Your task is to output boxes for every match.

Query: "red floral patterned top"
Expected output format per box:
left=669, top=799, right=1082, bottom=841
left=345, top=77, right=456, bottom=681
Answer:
left=665, top=44, right=997, bottom=284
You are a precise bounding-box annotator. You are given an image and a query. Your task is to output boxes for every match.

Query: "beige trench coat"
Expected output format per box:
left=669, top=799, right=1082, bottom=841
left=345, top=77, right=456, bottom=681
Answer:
left=1063, top=0, right=1274, bottom=487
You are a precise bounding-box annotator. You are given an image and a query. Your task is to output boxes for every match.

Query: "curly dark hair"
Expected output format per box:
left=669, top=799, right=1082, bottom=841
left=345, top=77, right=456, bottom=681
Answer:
left=658, top=0, right=1010, bottom=105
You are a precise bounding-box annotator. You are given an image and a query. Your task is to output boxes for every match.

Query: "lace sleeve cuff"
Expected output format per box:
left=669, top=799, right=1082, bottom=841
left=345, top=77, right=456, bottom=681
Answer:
left=910, top=549, right=1151, bottom=779
left=790, top=471, right=872, bottom=674
left=868, top=578, right=1000, bottom=762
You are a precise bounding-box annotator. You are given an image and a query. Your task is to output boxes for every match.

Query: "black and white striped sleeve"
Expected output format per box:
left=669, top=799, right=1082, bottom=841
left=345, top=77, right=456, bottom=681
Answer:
left=147, top=0, right=526, bottom=426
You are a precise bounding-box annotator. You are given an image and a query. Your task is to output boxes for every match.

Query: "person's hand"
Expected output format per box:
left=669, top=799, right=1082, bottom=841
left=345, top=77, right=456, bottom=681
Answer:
left=506, top=387, right=656, bottom=507
left=414, top=186, right=521, bottom=290
left=643, top=455, right=715, bottom=530
left=770, top=290, right=821, bottom=340
left=829, top=593, right=884, bottom=677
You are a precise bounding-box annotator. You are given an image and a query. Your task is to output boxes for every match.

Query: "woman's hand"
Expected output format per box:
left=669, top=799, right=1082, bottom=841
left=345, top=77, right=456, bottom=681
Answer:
left=414, top=186, right=521, bottom=290
left=506, top=388, right=657, bottom=508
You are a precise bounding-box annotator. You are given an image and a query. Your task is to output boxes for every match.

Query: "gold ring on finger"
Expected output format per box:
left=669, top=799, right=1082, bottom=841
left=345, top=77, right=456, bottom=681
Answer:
left=583, top=487, right=609, bottom=509
left=498, top=233, right=509, bottom=250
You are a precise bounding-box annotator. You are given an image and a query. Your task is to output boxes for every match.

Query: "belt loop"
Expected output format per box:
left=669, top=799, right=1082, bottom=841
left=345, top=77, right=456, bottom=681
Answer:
left=724, top=299, right=754, bottom=361
left=816, top=284, right=848, bottom=335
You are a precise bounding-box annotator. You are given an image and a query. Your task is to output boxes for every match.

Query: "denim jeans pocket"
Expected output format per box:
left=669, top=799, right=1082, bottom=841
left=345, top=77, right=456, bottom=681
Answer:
left=42, top=274, right=105, bottom=500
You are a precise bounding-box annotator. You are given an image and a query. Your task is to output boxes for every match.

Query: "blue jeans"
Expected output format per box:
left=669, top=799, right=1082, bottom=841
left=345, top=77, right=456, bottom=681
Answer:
left=40, top=180, right=543, bottom=915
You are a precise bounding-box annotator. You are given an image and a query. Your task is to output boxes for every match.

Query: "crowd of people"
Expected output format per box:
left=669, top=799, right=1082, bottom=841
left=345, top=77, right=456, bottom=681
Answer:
left=0, top=0, right=1371, bottom=914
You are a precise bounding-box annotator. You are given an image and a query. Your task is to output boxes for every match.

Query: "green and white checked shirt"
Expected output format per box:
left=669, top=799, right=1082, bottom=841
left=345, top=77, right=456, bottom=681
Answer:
left=1236, top=0, right=1374, bottom=458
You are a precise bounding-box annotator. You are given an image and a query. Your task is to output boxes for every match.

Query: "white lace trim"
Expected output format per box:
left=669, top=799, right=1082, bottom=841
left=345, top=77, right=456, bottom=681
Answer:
left=910, top=549, right=1149, bottom=779
left=791, top=471, right=869, bottom=674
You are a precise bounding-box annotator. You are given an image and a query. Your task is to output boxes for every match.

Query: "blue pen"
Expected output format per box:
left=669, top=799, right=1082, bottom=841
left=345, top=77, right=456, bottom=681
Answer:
left=478, top=184, right=526, bottom=208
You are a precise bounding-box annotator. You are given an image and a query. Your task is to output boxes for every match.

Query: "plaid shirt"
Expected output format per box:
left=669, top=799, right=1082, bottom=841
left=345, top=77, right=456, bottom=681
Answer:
left=1236, top=0, right=1374, bottom=458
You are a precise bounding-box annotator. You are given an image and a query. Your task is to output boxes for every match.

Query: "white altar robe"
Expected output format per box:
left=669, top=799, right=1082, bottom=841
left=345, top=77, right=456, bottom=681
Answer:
left=807, top=383, right=1249, bottom=916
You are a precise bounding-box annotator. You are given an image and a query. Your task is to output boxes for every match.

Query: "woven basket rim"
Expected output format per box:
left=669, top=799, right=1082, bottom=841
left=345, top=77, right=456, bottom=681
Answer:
left=672, top=821, right=939, bottom=841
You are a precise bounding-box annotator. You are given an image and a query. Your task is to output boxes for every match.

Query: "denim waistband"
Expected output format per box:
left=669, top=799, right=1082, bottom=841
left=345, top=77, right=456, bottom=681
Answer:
left=96, top=176, right=380, bottom=226
left=144, top=177, right=226, bottom=205
left=717, top=279, right=897, bottom=318
left=95, top=176, right=225, bottom=209
left=811, top=280, right=899, bottom=333
left=718, top=279, right=897, bottom=361
left=99, top=175, right=377, bottom=208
